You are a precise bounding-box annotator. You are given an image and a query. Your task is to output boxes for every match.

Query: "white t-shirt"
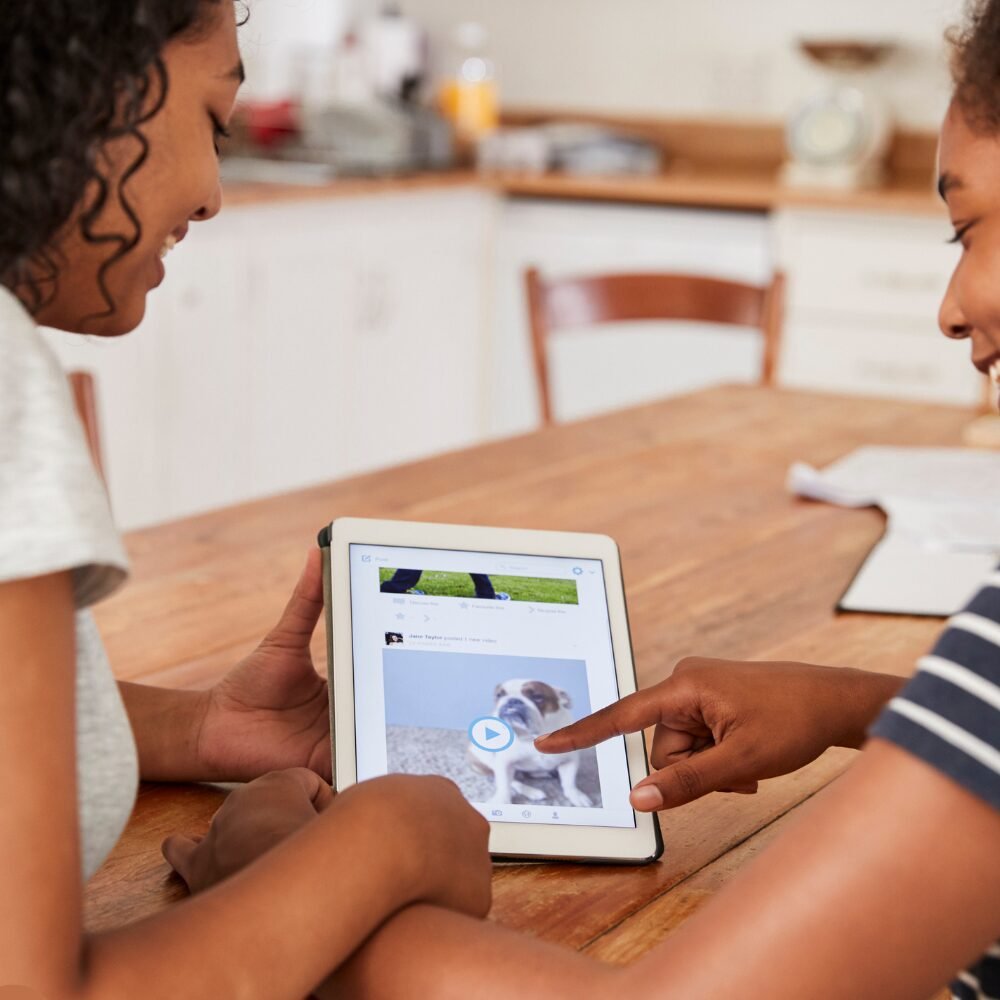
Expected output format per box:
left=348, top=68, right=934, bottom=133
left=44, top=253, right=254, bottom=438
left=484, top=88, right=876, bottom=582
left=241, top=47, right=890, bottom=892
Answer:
left=0, top=284, right=138, bottom=881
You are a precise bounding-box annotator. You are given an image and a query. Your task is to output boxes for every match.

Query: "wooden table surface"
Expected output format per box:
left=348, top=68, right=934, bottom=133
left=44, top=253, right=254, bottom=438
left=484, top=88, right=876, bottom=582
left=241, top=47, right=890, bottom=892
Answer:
left=83, top=385, right=972, bottom=985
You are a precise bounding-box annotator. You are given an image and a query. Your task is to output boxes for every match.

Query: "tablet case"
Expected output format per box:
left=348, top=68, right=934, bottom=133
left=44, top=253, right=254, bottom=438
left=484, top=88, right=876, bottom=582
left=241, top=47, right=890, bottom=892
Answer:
left=315, top=521, right=663, bottom=865
left=317, top=525, right=336, bottom=784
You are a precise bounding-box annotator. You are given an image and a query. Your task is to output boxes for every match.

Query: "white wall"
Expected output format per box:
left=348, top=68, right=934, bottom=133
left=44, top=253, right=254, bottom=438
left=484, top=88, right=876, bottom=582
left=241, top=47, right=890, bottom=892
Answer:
left=238, top=0, right=356, bottom=100
left=241, top=0, right=965, bottom=128
left=394, top=0, right=963, bottom=128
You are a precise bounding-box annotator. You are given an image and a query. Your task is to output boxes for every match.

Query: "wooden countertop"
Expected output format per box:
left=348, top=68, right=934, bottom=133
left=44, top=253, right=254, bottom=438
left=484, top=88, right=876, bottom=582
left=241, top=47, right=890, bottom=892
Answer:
left=84, top=385, right=963, bottom=1000
left=492, top=166, right=941, bottom=216
left=221, top=166, right=940, bottom=216
left=222, top=169, right=480, bottom=208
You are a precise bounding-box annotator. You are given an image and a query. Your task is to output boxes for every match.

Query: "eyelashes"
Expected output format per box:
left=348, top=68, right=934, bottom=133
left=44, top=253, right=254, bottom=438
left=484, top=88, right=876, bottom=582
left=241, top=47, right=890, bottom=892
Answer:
left=947, top=221, right=974, bottom=245
left=210, top=114, right=232, bottom=156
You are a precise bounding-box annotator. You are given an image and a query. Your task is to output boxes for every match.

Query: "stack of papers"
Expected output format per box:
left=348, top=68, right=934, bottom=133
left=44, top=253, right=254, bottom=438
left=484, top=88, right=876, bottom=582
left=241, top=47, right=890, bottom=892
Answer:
left=788, top=447, right=1000, bottom=617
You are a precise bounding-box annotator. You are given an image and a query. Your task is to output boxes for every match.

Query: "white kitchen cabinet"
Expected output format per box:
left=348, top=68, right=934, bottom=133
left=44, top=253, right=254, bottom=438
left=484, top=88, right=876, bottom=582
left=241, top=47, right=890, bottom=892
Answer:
left=773, top=208, right=981, bottom=405
left=42, top=215, right=255, bottom=531
left=489, top=199, right=774, bottom=436
left=44, top=186, right=495, bottom=530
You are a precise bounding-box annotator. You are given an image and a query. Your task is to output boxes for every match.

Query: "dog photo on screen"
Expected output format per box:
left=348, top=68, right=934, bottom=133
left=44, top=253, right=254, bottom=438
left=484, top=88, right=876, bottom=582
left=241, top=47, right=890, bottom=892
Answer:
left=382, top=649, right=603, bottom=808
left=466, top=678, right=594, bottom=807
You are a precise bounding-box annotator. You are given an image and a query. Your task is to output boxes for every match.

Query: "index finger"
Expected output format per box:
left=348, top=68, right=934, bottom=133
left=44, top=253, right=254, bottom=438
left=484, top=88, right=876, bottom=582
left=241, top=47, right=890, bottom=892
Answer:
left=534, top=685, right=669, bottom=753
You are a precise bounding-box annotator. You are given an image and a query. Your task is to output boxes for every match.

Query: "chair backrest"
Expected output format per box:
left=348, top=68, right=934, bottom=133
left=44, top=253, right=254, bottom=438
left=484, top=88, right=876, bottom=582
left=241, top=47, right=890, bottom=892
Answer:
left=525, top=268, right=786, bottom=426
left=68, top=370, right=105, bottom=481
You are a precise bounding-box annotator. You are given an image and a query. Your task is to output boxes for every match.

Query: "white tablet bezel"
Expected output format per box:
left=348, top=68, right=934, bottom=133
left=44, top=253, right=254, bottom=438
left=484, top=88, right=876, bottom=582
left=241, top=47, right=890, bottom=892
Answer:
left=324, top=516, right=662, bottom=864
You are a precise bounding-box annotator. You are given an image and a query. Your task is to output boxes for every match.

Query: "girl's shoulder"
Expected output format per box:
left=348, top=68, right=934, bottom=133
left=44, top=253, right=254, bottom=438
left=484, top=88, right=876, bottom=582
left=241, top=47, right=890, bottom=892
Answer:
left=0, top=284, right=129, bottom=607
left=0, top=283, right=71, bottom=408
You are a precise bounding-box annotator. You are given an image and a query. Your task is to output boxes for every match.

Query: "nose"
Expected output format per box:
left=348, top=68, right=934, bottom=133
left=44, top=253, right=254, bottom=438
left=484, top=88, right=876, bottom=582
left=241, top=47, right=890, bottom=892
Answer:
left=190, top=180, right=223, bottom=224
left=938, top=270, right=971, bottom=340
left=500, top=698, right=528, bottom=717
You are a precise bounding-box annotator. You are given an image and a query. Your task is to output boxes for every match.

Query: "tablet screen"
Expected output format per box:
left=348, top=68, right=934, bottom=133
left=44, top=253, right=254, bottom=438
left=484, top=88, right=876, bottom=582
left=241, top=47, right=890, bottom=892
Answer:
left=349, top=543, right=636, bottom=829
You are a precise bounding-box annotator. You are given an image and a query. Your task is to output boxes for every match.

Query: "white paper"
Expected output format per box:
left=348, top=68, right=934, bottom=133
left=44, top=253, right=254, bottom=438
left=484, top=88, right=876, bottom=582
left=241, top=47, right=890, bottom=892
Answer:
left=788, top=446, right=1000, bottom=616
left=789, top=446, right=1000, bottom=508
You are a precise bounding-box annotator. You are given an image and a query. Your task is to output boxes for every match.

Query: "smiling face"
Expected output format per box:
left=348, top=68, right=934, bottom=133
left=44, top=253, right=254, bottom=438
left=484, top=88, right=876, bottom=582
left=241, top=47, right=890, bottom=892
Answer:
left=33, top=2, right=242, bottom=335
left=937, top=100, right=1000, bottom=395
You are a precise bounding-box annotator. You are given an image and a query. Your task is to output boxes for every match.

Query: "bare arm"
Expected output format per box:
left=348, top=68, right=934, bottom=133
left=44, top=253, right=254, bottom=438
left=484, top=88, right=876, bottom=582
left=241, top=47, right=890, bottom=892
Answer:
left=117, top=681, right=209, bottom=781
left=118, top=547, right=331, bottom=784
left=619, top=738, right=1000, bottom=999
left=0, top=573, right=489, bottom=999
left=327, top=739, right=1000, bottom=1000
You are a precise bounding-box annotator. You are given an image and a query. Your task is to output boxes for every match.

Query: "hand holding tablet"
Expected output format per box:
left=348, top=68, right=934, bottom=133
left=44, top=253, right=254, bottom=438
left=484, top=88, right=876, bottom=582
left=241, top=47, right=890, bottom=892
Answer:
left=318, top=517, right=663, bottom=864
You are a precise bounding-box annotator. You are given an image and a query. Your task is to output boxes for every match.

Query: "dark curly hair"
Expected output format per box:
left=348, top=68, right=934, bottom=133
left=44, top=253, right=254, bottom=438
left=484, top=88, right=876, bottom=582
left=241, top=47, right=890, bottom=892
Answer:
left=950, top=0, right=1000, bottom=132
left=0, top=1, right=239, bottom=315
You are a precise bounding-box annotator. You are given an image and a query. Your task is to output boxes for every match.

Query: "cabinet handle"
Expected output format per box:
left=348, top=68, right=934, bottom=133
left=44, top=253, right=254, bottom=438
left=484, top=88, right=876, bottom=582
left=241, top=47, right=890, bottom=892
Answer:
left=354, top=270, right=393, bottom=335
left=860, top=272, right=944, bottom=294
left=853, top=358, right=939, bottom=385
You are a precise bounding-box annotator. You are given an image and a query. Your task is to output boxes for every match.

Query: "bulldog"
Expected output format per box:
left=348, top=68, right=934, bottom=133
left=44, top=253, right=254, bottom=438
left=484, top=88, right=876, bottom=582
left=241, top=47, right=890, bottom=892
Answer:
left=468, top=678, right=594, bottom=808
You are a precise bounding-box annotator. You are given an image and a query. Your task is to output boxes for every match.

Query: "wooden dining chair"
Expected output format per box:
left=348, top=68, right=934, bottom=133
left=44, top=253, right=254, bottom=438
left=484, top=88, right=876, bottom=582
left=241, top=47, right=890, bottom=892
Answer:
left=524, top=267, right=786, bottom=426
left=68, top=370, right=105, bottom=481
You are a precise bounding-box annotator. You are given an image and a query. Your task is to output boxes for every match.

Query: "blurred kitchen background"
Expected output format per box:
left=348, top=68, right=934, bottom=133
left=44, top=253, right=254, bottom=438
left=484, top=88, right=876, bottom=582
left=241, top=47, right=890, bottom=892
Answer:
left=47, top=0, right=973, bottom=530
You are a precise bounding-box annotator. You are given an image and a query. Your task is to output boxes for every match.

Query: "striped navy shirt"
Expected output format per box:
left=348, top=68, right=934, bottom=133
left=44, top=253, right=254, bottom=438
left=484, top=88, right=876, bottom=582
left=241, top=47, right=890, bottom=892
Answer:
left=870, top=580, right=1000, bottom=1000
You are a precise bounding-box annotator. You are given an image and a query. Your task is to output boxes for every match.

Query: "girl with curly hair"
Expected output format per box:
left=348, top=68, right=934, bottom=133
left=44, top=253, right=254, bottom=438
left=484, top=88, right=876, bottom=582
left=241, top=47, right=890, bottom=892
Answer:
left=0, top=2, right=491, bottom=997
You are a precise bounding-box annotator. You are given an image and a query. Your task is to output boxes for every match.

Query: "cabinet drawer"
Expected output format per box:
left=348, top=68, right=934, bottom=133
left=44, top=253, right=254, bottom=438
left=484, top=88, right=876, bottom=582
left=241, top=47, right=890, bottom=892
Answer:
left=775, top=209, right=957, bottom=324
left=779, top=315, right=983, bottom=406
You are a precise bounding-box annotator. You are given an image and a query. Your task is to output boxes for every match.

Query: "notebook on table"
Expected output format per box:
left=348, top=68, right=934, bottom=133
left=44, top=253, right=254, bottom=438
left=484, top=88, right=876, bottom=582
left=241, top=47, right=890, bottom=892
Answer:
left=788, top=447, right=1000, bottom=617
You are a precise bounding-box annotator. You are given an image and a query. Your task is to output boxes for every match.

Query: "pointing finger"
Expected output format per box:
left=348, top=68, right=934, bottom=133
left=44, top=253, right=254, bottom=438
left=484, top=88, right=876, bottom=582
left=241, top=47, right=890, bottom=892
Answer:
left=535, top=683, right=675, bottom=753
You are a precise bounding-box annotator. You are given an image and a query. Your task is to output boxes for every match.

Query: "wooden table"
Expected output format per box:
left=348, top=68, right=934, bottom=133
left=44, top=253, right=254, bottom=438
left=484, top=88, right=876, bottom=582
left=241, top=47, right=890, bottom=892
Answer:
left=83, top=385, right=971, bottom=977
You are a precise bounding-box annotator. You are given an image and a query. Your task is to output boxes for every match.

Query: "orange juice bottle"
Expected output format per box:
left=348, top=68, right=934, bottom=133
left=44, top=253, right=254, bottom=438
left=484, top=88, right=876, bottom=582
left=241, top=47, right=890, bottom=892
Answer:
left=438, top=22, right=498, bottom=143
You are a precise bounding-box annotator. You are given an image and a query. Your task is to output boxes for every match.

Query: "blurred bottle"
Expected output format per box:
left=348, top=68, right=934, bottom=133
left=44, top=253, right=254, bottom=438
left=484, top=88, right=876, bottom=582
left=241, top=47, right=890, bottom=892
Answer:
left=438, top=22, right=498, bottom=143
left=363, top=6, right=427, bottom=102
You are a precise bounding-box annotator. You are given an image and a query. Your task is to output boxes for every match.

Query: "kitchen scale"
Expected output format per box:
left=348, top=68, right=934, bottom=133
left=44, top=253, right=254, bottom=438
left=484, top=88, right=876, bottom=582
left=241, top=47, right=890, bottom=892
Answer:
left=782, top=40, right=895, bottom=190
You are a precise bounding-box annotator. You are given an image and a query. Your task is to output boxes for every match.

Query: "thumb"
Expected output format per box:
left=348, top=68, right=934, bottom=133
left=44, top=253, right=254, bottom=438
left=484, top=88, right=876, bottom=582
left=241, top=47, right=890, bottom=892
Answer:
left=162, top=833, right=202, bottom=884
left=265, top=548, right=324, bottom=648
left=313, top=780, right=336, bottom=812
left=629, top=744, right=746, bottom=811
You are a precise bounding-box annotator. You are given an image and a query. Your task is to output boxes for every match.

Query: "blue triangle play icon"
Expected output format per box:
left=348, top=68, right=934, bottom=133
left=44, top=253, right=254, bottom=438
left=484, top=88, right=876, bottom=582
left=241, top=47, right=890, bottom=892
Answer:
left=485, top=726, right=501, bottom=741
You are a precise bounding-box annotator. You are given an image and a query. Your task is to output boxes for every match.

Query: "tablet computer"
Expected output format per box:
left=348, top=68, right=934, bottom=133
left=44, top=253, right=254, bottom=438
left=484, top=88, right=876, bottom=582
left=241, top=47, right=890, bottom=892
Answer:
left=318, top=517, right=663, bottom=865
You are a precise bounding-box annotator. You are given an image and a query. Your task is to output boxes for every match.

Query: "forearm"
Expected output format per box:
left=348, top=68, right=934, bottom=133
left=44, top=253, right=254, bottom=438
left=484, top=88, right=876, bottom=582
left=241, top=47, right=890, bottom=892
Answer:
left=319, top=905, right=620, bottom=1000
left=621, top=740, right=1000, bottom=999
left=74, top=797, right=414, bottom=1000
left=321, top=743, right=1000, bottom=1000
left=118, top=681, right=213, bottom=782
left=829, top=668, right=906, bottom=749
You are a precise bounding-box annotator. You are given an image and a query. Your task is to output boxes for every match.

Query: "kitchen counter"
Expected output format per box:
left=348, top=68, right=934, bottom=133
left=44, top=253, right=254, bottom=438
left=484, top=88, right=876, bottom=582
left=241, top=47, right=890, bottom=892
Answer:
left=492, top=166, right=939, bottom=216
left=221, top=113, right=943, bottom=218
left=223, top=166, right=940, bottom=216
left=222, top=169, right=480, bottom=208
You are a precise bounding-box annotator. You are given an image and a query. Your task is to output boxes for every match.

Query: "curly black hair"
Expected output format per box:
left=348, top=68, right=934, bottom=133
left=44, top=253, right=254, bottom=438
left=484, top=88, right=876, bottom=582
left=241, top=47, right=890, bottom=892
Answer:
left=950, top=0, right=1000, bottom=132
left=0, top=1, right=239, bottom=315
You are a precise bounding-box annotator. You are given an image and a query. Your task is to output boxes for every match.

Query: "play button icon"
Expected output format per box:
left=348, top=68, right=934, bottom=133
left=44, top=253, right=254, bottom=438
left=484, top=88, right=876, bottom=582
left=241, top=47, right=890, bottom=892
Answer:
left=469, top=715, right=515, bottom=753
